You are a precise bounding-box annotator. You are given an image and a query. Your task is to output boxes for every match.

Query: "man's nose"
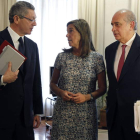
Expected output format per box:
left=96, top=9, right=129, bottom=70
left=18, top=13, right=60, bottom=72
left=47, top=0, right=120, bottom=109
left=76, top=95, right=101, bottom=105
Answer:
left=33, top=20, right=37, bottom=26
left=112, top=25, right=116, bottom=32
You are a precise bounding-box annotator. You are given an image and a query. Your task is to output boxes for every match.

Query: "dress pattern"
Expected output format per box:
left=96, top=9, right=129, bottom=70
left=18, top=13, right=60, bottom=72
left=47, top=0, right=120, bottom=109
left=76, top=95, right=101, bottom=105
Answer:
left=51, top=51, right=105, bottom=140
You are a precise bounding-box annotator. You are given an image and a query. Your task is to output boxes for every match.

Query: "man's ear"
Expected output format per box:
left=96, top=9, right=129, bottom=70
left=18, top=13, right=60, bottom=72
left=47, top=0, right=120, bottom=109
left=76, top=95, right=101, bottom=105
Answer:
left=13, top=15, right=20, bottom=24
left=130, top=21, right=135, bottom=31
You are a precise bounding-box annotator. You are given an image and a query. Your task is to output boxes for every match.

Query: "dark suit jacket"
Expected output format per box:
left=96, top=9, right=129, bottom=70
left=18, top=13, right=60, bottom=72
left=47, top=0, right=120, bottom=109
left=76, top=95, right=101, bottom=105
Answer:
left=105, top=33, right=140, bottom=131
left=0, top=28, right=43, bottom=128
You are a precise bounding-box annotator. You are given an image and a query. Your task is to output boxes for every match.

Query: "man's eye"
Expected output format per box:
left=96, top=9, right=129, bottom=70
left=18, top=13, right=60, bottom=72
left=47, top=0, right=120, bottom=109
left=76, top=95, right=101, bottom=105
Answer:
left=116, top=23, right=121, bottom=26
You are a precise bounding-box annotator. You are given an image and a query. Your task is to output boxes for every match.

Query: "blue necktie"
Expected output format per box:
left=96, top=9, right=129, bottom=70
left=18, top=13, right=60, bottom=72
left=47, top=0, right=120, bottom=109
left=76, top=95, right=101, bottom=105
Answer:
left=18, top=37, right=25, bottom=73
left=18, top=37, right=25, bottom=55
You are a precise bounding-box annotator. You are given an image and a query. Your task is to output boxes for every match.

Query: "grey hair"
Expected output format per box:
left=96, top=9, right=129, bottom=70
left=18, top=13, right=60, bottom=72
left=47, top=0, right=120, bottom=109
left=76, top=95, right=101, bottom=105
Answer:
left=119, top=9, right=137, bottom=30
left=9, top=1, right=35, bottom=23
left=64, top=19, right=95, bottom=58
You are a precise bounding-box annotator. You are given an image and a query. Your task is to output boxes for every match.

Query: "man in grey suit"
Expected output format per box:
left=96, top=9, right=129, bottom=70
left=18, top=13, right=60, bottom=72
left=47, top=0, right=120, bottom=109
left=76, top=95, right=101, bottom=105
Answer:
left=0, top=1, right=43, bottom=140
left=105, top=9, right=140, bottom=140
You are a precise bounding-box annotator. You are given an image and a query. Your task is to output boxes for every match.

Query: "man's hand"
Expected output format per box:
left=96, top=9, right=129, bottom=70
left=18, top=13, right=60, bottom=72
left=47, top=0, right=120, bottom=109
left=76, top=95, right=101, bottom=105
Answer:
left=33, top=115, right=41, bottom=128
left=3, top=62, right=19, bottom=83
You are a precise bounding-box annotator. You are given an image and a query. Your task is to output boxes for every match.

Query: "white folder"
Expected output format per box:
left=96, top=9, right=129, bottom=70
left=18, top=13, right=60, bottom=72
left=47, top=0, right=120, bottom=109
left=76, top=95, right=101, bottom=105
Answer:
left=134, top=101, right=140, bottom=133
left=0, top=44, right=26, bottom=75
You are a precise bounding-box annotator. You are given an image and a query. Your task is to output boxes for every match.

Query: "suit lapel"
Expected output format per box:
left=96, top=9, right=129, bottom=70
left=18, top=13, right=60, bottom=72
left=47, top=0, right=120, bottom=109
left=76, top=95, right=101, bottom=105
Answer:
left=23, top=36, right=31, bottom=76
left=119, top=34, right=140, bottom=82
left=0, top=28, right=33, bottom=78
left=0, top=28, right=25, bottom=75
left=0, top=28, right=14, bottom=46
left=109, top=42, right=119, bottom=81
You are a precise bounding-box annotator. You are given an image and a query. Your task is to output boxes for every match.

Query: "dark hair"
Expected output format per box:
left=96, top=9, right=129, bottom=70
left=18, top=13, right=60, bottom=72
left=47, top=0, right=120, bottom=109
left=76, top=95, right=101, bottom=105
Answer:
left=64, top=19, right=95, bottom=58
left=9, top=1, right=35, bottom=23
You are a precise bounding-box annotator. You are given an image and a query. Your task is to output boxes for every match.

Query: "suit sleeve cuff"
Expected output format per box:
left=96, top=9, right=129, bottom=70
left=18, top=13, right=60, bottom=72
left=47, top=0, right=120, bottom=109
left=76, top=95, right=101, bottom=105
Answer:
left=35, top=114, right=43, bottom=117
left=1, top=76, right=7, bottom=86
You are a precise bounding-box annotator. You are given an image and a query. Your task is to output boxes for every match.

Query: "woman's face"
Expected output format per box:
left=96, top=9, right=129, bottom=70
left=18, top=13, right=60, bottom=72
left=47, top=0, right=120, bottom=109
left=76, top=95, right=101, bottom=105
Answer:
left=66, top=24, right=81, bottom=49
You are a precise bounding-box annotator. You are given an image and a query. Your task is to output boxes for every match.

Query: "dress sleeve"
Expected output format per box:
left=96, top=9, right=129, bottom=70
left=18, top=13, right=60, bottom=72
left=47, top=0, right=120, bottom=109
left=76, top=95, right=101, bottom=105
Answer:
left=96, top=54, right=105, bottom=74
left=54, top=53, right=62, bottom=70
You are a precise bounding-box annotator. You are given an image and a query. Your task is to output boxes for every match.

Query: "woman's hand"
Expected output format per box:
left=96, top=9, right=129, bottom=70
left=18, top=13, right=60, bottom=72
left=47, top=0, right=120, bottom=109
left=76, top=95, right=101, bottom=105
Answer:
left=72, top=92, right=87, bottom=104
left=60, top=90, right=74, bottom=101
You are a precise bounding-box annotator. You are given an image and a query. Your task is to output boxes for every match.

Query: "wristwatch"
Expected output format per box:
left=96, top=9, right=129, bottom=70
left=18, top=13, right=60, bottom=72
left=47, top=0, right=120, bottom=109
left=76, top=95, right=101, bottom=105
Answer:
left=90, top=93, right=94, bottom=100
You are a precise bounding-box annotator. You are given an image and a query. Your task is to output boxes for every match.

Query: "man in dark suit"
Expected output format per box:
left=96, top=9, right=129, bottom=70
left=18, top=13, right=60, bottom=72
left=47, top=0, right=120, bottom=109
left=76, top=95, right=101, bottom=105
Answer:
left=0, top=1, right=43, bottom=140
left=105, top=9, right=140, bottom=140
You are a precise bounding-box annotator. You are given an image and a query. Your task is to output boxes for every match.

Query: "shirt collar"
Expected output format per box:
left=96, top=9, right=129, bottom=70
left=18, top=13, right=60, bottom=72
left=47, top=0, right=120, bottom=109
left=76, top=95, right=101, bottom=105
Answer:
left=8, top=26, right=24, bottom=43
left=120, top=33, right=136, bottom=47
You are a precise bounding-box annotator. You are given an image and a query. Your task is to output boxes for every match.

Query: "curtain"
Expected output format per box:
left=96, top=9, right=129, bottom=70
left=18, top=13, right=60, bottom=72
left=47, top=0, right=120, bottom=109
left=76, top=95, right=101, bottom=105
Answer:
left=78, top=0, right=105, bottom=56
left=78, top=0, right=105, bottom=120
left=0, top=0, right=16, bottom=30
left=130, top=0, right=140, bottom=35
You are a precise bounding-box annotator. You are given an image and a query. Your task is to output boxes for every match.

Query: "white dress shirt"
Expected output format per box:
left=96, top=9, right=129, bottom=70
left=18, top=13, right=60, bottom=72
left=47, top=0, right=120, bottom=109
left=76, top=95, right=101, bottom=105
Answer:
left=114, top=33, right=136, bottom=77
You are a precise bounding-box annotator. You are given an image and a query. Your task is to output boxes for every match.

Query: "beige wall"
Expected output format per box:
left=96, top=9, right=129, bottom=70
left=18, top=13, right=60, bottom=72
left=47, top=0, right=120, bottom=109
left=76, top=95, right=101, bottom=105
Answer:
left=0, top=0, right=16, bottom=30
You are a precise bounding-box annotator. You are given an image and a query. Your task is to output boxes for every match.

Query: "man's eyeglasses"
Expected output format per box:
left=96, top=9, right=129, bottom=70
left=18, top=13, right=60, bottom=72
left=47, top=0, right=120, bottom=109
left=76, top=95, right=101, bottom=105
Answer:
left=20, top=16, right=36, bottom=23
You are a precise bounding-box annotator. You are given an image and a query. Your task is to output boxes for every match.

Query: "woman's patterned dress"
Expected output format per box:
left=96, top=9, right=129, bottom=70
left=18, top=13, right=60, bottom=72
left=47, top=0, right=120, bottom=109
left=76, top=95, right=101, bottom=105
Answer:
left=51, top=51, right=105, bottom=140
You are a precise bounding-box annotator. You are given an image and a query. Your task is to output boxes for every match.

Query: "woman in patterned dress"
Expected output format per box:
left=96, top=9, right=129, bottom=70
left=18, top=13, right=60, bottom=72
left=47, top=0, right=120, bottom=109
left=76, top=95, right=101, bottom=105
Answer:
left=50, top=19, right=106, bottom=140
